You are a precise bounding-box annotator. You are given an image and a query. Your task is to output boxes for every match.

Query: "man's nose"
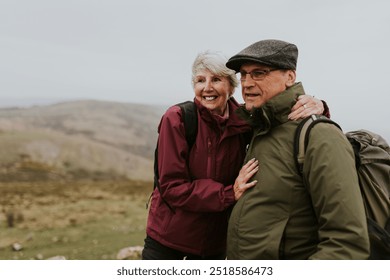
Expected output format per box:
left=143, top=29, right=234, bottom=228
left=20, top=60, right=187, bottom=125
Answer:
left=241, top=75, right=255, bottom=87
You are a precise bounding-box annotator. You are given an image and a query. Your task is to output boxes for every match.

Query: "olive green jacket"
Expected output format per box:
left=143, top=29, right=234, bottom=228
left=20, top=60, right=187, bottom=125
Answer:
left=227, top=82, right=370, bottom=260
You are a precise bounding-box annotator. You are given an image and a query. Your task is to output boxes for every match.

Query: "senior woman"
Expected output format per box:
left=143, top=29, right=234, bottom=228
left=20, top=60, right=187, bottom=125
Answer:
left=142, top=50, right=326, bottom=260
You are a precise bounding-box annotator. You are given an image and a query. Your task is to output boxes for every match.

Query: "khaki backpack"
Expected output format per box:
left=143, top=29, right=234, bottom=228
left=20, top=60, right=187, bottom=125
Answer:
left=294, top=114, right=390, bottom=259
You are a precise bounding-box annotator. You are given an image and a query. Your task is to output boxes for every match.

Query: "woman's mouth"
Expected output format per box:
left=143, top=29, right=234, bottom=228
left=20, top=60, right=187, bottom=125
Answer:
left=203, top=96, right=217, bottom=101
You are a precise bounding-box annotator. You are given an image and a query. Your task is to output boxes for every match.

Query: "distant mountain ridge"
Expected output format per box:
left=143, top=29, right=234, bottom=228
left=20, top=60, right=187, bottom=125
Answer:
left=0, top=100, right=166, bottom=181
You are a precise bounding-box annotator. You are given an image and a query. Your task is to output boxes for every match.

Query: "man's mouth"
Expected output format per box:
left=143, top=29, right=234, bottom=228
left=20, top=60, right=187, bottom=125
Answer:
left=245, top=93, right=260, bottom=98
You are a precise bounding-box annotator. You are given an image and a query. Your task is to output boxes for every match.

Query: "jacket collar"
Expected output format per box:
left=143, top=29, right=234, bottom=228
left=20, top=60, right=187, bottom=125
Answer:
left=237, top=82, right=306, bottom=134
left=194, top=97, right=251, bottom=134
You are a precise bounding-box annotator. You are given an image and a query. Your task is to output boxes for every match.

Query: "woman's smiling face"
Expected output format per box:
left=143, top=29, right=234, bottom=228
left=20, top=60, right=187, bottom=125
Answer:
left=193, top=69, right=233, bottom=116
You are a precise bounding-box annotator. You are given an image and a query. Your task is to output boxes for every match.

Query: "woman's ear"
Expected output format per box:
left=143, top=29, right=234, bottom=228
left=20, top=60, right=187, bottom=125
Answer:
left=285, top=70, right=296, bottom=87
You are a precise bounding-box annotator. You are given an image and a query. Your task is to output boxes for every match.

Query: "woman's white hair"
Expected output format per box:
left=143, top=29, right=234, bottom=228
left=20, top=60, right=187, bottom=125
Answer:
left=191, top=50, right=238, bottom=90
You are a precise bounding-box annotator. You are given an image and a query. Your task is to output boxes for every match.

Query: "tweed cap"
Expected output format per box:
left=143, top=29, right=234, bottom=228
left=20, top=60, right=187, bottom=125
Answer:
left=226, top=39, right=298, bottom=71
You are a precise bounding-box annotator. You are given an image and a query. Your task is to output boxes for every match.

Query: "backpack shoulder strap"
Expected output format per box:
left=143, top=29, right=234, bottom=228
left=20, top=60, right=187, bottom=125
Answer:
left=294, top=114, right=341, bottom=175
left=176, top=100, right=198, bottom=149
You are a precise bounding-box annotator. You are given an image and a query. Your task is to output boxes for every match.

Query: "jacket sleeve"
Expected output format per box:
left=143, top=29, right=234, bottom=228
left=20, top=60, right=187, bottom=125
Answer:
left=156, top=106, right=235, bottom=212
left=304, top=123, right=369, bottom=259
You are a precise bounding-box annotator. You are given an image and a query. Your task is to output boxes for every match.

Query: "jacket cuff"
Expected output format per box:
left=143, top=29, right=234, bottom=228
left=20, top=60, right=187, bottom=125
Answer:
left=224, top=186, right=236, bottom=208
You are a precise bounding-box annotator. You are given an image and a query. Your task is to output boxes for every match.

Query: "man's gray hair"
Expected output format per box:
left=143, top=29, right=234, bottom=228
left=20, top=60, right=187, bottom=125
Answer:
left=191, top=50, right=238, bottom=89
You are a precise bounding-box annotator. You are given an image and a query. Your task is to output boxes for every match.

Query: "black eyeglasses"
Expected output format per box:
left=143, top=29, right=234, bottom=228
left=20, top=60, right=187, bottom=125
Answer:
left=239, top=69, right=279, bottom=81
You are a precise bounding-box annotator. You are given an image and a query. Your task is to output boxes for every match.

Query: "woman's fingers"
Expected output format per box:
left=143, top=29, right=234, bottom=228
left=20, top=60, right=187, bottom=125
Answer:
left=243, top=165, right=259, bottom=181
left=239, top=159, right=259, bottom=180
left=242, top=158, right=258, bottom=171
left=242, top=158, right=256, bottom=169
left=234, top=159, right=259, bottom=200
left=243, top=179, right=258, bottom=190
left=289, top=95, right=324, bottom=120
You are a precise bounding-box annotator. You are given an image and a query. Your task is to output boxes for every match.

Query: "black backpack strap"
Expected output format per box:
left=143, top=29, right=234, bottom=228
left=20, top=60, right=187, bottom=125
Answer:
left=294, top=114, right=341, bottom=176
left=177, top=101, right=198, bottom=149
left=149, top=101, right=198, bottom=212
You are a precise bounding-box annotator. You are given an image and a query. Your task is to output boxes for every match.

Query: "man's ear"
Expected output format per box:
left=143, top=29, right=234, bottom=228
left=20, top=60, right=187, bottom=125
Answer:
left=285, top=70, right=296, bottom=87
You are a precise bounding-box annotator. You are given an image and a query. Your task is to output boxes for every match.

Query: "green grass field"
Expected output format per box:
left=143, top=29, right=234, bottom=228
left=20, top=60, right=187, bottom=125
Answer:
left=0, top=180, right=151, bottom=260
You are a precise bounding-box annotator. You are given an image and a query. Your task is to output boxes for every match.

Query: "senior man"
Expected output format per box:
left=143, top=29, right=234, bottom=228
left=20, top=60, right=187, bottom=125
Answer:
left=226, top=39, right=369, bottom=260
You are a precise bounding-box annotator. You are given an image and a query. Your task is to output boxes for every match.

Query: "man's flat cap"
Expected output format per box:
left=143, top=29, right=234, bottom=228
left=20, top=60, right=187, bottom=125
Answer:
left=226, top=39, right=298, bottom=71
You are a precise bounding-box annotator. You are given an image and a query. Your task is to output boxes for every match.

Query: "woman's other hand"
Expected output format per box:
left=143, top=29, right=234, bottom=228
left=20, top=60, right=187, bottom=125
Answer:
left=233, top=158, right=259, bottom=201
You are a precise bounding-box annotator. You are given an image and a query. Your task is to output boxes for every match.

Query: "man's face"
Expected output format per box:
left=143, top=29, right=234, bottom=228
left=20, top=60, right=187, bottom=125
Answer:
left=239, top=63, right=295, bottom=111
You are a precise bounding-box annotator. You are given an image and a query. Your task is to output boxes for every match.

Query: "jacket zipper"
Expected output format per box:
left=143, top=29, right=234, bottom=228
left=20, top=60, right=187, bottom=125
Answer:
left=207, top=137, right=212, bottom=178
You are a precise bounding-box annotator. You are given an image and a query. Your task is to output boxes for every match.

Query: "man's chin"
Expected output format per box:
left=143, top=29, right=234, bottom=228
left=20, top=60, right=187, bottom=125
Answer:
left=245, top=100, right=264, bottom=111
left=245, top=102, right=257, bottom=111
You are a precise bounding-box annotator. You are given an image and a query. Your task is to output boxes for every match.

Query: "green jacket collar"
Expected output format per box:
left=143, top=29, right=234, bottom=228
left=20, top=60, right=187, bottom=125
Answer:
left=237, top=82, right=306, bottom=134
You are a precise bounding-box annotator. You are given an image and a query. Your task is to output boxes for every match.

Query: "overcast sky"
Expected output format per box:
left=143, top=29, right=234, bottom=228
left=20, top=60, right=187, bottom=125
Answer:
left=1, top=0, right=389, bottom=140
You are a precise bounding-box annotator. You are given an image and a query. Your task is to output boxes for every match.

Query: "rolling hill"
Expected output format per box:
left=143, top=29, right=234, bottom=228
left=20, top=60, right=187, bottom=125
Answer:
left=0, top=100, right=166, bottom=181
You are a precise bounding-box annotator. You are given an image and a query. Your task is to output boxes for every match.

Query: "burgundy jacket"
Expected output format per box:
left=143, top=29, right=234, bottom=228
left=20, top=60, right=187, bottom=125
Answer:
left=146, top=97, right=252, bottom=256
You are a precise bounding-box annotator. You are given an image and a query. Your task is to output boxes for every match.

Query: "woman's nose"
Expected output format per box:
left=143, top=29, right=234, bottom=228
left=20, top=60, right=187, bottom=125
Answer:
left=204, top=80, right=212, bottom=91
